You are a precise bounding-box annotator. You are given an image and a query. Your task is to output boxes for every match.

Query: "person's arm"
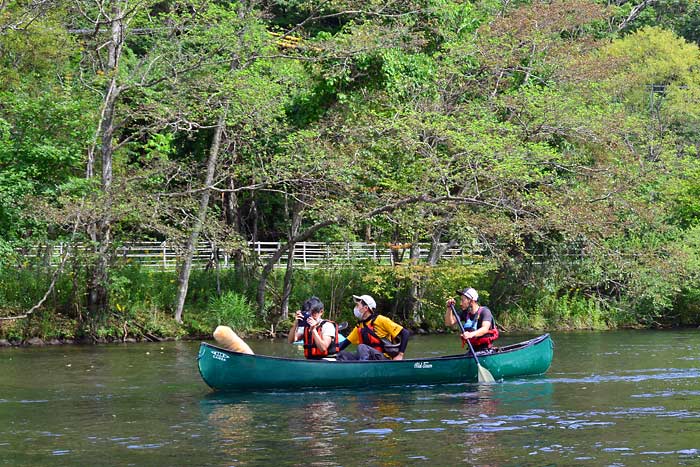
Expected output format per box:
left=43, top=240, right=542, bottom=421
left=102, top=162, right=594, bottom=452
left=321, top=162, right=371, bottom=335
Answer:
left=287, top=310, right=303, bottom=343
left=375, top=316, right=409, bottom=361
left=444, top=298, right=457, bottom=327
left=310, top=321, right=333, bottom=352
left=465, top=321, right=491, bottom=340
left=392, top=327, right=410, bottom=360
left=338, top=338, right=351, bottom=351
left=337, top=326, right=358, bottom=351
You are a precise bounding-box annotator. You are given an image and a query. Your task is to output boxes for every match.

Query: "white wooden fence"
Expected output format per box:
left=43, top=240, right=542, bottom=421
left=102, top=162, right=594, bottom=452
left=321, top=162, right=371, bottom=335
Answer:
left=21, top=241, right=473, bottom=271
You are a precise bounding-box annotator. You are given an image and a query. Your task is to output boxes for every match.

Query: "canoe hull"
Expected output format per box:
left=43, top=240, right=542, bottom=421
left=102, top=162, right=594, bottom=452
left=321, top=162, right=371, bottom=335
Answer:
left=197, top=334, right=553, bottom=391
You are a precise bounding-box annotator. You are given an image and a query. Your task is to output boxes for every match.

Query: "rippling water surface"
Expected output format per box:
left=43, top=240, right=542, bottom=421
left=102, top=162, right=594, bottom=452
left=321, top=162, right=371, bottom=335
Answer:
left=2, top=330, right=700, bottom=466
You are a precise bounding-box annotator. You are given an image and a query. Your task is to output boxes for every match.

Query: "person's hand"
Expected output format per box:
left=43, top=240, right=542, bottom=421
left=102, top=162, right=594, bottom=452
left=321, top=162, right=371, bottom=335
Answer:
left=293, top=310, right=303, bottom=323
left=446, top=298, right=455, bottom=307
left=392, top=352, right=404, bottom=361
left=462, top=331, right=472, bottom=340
left=307, top=315, right=320, bottom=328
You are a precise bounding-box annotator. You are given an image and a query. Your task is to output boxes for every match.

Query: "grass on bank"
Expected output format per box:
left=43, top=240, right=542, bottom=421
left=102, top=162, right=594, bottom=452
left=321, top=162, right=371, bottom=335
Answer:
left=2, top=260, right=697, bottom=342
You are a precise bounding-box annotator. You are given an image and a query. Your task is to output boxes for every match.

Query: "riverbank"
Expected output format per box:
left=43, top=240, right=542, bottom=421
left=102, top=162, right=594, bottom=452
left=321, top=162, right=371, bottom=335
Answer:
left=4, top=261, right=698, bottom=346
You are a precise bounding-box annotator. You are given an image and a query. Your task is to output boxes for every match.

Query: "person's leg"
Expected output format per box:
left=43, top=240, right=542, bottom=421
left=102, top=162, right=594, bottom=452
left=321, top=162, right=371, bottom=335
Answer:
left=357, top=344, right=387, bottom=361
left=336, top=350, right=359, bottom=361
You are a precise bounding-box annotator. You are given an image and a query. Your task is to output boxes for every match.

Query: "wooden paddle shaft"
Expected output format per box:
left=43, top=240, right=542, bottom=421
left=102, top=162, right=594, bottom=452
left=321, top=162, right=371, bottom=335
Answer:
left=213, top=326, right=254, bottom=355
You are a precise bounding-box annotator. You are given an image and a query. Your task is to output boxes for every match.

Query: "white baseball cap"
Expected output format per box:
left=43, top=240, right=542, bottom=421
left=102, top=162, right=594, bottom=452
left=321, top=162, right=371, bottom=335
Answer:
left=353, top=294, right=377, bottom=309
left=457, top=287, right=478, bottom=301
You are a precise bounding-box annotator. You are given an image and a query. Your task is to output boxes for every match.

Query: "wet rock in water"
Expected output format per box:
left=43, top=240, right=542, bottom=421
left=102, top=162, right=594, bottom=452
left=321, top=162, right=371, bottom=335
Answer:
left=26, top=337, right=45, bottom=346
left=48, top=339, right=62, bottom=345
left=124, top=338, right=137, bottom=343
left=0, top=339, right=10, bottom=347
left=63, top=338, right=75, bottom=345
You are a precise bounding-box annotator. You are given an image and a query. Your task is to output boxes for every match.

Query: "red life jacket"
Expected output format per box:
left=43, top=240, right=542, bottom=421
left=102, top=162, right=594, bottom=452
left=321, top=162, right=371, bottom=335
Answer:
left=303, top=320, right=339, bottom=359
left=357, top=316, right=387, bottom=354
left=462, top=307, right=499, bottom=349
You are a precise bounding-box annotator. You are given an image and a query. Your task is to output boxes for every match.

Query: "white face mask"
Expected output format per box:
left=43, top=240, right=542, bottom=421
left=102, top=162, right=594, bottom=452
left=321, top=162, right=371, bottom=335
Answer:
left=353, top=306, right=363, bottom=320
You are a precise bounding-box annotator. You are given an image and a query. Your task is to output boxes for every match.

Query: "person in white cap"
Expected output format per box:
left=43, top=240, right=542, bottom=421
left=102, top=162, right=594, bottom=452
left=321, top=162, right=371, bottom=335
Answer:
left=336, top=294, right=410, bottom=361
left=445, top=287, right=499, bottom=351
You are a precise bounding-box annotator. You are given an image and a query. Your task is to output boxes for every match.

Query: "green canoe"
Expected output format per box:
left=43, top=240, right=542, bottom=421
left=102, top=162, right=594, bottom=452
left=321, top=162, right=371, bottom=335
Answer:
left=197, top=333, right=553, bottom=391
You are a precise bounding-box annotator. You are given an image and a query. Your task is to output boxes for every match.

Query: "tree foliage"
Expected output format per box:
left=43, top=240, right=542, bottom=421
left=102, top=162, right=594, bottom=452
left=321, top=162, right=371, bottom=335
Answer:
left=2, top=0, right=700, bottom=337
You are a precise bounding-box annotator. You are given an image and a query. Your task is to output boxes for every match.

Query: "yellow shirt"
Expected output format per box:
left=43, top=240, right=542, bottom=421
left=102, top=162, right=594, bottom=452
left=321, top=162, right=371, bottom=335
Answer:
left=346, top=314, right=403, bottom=345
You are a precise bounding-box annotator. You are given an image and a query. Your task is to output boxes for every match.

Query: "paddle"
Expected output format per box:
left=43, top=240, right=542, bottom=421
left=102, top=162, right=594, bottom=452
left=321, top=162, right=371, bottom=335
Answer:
left=450, top=304, right=495, bottom=383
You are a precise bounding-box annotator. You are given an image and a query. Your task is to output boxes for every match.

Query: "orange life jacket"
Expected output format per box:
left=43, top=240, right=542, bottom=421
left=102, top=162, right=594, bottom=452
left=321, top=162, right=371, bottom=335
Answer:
left=357, top=316, right=389, bottom=354
left=303, top=320, right=339, bottom=359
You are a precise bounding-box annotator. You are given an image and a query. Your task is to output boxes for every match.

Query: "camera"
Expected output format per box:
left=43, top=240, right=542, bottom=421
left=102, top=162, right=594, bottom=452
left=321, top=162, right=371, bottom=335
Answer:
left=298, top=310, right=312, bottom=326
left=298, top=296, right=322, bottom=327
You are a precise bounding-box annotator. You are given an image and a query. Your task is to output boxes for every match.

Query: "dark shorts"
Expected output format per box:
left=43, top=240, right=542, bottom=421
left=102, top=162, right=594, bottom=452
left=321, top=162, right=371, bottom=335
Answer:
left=336, top=344, right=388, bottom=361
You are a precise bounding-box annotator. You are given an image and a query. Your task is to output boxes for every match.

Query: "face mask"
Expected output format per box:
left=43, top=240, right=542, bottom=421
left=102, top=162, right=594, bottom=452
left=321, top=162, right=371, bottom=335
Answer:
left=353, top=307, right=363, bottom=320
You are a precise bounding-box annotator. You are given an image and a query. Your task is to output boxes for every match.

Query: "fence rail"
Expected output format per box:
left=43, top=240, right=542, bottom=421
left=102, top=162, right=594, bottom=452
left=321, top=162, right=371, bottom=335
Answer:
left=19, top=241, right=472, bottom=271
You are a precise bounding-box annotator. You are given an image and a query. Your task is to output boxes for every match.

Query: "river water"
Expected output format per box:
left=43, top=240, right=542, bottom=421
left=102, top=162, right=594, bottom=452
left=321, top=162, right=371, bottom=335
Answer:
left=2, top=330, right=700, bottom=466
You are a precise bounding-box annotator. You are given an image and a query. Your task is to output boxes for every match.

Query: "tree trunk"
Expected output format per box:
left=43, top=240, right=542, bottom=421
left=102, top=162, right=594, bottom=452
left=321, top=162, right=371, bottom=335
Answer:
left=251, top=192, right=259, bottom=244
left=223, top=176, right=245, bottom=272
left=174, top=111, right=226, bottom=323
left=408, top=237, right=422, bottom=324
left=427, top=229, right=457, bottom=266
left=214, top=243, right=221, bottom=297
left=280, top=206, right=302, bottom=320
left=85, top=5, right=123, bottom=331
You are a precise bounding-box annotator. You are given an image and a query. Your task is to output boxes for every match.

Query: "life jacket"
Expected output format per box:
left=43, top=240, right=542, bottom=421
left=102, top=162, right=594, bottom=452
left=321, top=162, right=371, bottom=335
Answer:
left=357, top=316, right=392, bottom=354
left=461, top=307, right=499, bottom=349
left=303, top=320, right=339, bottom=359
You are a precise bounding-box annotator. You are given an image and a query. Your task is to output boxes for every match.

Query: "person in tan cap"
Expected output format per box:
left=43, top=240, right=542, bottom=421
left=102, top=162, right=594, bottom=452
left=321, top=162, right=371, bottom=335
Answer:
left=336, top=294, right=410, bottom=361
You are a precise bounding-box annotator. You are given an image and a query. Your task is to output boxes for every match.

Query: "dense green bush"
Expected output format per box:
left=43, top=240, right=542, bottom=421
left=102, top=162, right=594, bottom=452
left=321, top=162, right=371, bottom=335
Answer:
left=187, top=291, right=257, bottom=336
left=4, top=252, right=700, bottom=341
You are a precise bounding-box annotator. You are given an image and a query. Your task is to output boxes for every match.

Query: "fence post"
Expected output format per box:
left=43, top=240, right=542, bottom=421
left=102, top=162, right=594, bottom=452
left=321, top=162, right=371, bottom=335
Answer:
left=162, top=242, right=167, bottom=269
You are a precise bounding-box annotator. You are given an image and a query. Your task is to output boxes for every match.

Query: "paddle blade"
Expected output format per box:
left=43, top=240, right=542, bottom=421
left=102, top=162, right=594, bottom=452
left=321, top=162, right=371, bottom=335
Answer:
left=477, top=363, right=496, bottom=383
left=213, top=326, right=254, bottom=355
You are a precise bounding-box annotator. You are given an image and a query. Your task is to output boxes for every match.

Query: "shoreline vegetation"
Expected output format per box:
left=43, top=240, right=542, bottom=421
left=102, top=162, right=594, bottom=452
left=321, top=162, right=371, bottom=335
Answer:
left=2, top=261, right=699, bottom=346
left=3, top=2, right=700, bottom=344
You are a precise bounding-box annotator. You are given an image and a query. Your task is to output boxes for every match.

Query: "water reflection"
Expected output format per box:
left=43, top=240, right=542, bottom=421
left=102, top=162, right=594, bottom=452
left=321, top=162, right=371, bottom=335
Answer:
left=199, top=381, right=557, bottom=466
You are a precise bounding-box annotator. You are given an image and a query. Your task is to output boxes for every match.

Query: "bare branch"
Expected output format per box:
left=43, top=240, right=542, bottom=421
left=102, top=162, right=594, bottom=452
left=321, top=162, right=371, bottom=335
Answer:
left=617, top=0, right=658, bottom=30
